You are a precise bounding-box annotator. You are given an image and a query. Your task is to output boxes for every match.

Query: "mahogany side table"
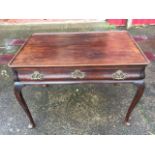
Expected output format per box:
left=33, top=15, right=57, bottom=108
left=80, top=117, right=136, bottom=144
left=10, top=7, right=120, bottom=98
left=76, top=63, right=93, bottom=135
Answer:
left=8, top=31, right=150, bottom=128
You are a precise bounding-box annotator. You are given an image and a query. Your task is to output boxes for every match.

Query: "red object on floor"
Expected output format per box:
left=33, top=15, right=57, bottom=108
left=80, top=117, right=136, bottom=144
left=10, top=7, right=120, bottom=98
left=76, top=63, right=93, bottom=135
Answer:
left=144, top=51, right=155, bottom=61
left=0, top=54, right=14, bottom=65
left=107, top=19, right=127, bottom=26
left=9, top=39, right=25, bottom=46
left=133, top=35, right=148, bottom=42
left=132, top=19, right=155, bottom=25
left=107, top=19, right=155, bottom=26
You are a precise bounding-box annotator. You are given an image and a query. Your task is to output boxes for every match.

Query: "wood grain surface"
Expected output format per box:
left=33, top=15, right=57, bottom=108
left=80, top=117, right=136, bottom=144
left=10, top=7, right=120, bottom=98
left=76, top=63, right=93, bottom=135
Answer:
left=9, top=31, right=149, bottom=68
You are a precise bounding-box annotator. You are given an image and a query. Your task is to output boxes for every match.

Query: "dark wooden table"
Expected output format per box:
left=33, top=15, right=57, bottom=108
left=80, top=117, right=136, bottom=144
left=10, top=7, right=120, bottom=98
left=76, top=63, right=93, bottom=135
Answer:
left=9, top=31, right=150, bottom=128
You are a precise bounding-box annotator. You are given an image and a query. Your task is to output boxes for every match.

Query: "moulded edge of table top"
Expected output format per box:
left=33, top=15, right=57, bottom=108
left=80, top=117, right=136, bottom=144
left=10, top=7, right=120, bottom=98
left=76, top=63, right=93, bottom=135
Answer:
left=8, top=31, right=150, bottom=68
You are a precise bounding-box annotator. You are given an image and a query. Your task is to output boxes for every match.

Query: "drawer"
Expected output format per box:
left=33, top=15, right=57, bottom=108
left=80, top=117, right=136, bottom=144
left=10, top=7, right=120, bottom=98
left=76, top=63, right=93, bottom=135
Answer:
left=13, top=66, right=145, bottom=81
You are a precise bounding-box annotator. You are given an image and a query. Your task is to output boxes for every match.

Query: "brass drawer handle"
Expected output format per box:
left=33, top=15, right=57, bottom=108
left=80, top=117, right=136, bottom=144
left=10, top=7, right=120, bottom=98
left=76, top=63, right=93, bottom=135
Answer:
left=31, top=71, right=44, bottom=80
left=112, top=70, right=127, bottom=80
left=71, top=69, right=86, bottom=79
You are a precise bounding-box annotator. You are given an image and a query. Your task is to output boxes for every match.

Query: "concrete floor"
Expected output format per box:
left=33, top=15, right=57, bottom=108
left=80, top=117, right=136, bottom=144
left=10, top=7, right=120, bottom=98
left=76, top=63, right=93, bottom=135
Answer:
left=0, top=23, right=155, bottom=134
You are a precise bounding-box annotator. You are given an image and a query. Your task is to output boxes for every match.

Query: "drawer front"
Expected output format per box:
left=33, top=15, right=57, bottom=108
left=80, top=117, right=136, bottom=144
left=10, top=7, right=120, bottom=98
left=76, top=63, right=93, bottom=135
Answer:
left=14, top=66, right=145, bottom=81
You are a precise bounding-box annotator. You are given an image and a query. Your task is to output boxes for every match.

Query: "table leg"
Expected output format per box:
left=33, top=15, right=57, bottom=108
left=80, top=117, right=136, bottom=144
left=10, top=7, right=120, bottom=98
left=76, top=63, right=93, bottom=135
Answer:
left=14, top=83, right=35, bottom=128
left=125, top=80, right=145, bottom=126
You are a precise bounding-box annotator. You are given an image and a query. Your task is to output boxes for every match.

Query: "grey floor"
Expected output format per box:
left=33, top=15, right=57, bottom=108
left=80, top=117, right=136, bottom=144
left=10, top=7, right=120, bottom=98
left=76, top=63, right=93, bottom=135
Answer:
left=0, top=23, right=155, bottom=134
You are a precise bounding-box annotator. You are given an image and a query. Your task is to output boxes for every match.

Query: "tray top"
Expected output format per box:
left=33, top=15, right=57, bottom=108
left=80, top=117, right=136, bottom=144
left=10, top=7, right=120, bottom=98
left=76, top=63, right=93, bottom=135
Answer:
left=9, top=31, right=149, bottom=68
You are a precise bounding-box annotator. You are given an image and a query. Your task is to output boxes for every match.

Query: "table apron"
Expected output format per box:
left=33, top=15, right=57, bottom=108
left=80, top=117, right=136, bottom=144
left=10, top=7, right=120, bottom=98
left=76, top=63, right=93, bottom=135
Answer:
left=13, top=66, right=145, bottom=81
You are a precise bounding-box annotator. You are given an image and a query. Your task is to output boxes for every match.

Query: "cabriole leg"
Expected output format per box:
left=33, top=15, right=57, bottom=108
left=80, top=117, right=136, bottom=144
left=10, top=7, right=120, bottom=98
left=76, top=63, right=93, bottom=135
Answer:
left=14, top=83, right=35, bottom=128
left=125, top=80, right=145, bottom=126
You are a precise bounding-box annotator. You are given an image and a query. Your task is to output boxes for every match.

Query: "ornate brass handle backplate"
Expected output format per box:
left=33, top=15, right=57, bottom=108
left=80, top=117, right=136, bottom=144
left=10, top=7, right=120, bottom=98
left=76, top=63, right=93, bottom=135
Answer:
left=112, top=70, right=127, bottom=80
left=71, top=69, right=86, bottom=79
left=31, top=71, right=43, bottom=80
